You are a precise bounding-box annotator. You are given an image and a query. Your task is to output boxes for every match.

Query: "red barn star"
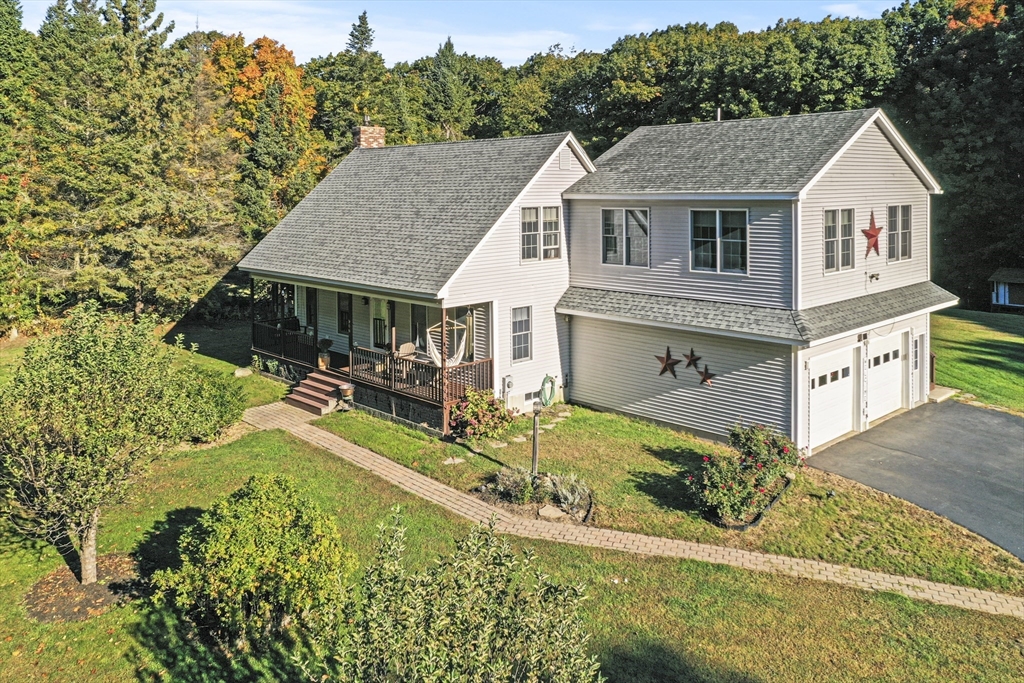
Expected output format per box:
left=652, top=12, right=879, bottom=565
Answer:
left=656, top=347, right=682, bottom=378
left=863, top=210, right=882, bottom=257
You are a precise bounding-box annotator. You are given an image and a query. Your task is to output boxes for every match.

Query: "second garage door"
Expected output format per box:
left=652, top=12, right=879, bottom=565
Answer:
left=810, top=347, right=856, bottom=448
left=867, top=333, right=904, bottom=422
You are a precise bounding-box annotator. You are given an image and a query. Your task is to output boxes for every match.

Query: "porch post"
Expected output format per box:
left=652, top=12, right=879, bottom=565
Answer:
left=312, top=288, right=319, bottom=361
left=389, top=299, right=397, bottom=354
left=348, top=293, right=354, bottom=356
left=441, top=307, right=448, bottom=407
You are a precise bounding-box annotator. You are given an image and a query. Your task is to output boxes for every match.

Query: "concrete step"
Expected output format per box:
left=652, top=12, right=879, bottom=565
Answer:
left=929, top=386, right=959, bottom=403
left=284, top=393, right=331, bottom=416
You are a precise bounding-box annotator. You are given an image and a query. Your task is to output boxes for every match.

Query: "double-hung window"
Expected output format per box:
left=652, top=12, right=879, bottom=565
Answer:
left=824, top=209, right=855, bottom=272
left=521, top=206, right=561, bottom=261
left=542, top=207, right=561, bottom=259
left=521, top=208, right=539, bottom=261
left=887, top=205, right=912, bottom=261
left=511, top=306, right=531, bottom=362
left=691, top=209, right=748, bottom=274
left=601, top=208, right=649, bottom=267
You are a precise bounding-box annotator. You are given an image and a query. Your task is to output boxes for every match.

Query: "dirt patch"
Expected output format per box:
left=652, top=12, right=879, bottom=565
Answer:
left=24, top=554, right=143, bottom=623
left=185, top=421, right=256, bottom=451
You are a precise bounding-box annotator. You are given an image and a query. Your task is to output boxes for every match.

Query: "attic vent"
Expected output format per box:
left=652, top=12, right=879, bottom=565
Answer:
left=559, top=150, right=571, bottom=170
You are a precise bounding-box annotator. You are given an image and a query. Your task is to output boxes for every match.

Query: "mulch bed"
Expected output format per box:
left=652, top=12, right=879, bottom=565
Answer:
left=474, top=489, right=594, bottom=525
left=24, top=554, right=143, bottom=623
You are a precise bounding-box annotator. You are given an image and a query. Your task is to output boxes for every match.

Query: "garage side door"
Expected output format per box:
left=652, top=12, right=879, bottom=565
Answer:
left=809, top=347, right=856, bottom=448
left=867, top=334, right=904, bottom=422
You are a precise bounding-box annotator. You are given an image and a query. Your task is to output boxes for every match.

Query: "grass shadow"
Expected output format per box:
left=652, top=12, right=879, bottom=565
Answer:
left=599, top=638, right=763, bottom=682
left=130, top=603, right=310, bottom=683
left=133, top=507, right=204, bottom=578
left=629, top=445, right=706, bottom=514
left=162, top=320, right=253, bottom=368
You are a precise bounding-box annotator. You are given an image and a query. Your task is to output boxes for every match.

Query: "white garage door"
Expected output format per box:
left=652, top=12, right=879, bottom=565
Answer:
left=867, top=334, right=904, bottom=422
left=810, top=347, right=856, bottom=447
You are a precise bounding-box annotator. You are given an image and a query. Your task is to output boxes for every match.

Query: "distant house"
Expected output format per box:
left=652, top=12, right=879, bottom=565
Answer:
left=238, top=108, right=958, bottom=453
left=989, top=268, right=1024, bottom=311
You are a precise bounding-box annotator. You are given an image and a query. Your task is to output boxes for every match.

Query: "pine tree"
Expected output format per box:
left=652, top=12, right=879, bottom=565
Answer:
left=425, top=38, right=474, bottom=140
left=305, top=11, right=389, bottom=156
left=0, top=0, right=38, bottom=331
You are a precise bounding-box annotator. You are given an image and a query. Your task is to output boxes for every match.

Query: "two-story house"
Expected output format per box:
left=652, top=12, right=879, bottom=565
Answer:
left=238, top=108, right=957, bottom=453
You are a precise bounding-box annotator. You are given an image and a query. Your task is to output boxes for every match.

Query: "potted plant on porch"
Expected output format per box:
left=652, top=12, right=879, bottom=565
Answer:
left=317, top=338, right=333, bottom=370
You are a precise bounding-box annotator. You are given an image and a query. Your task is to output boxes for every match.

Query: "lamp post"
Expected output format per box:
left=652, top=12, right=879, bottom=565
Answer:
left=532, top=399, right=542, bottom=477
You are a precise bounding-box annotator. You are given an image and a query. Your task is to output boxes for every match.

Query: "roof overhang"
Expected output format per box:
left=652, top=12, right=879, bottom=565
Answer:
left=240, top=267, right=442, bottom=304
left=798, top=109, right=943, bottom=199
left=805, top=297, right=958, bottom=347
left=562, top=192, right=798, bottom=202
left=554, top=306, right=804, bottom=345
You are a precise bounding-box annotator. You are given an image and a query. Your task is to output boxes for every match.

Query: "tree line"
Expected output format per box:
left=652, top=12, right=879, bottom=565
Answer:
left=0, top=0, right=1020, bottom=327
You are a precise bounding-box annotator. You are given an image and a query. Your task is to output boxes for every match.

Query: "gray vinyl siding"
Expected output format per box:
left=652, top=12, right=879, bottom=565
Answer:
left=567, top=200, right=792, bottom=308
left=444, top=141, right=587, bottom=409
left=800, top=122, right=931, bottom=308
left=570, top=317, right=792, bottom=438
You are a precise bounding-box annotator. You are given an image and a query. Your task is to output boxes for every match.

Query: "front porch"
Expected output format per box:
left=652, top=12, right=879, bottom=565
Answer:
left=249, top=279, right=494, bottom=431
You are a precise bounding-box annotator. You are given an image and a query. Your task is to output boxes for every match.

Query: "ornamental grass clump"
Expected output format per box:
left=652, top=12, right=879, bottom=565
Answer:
left=686, top=424, right=802, bottom=523
left=550, top=473, right=591, bottom=513
left=448, top=388, right=515, bottom=440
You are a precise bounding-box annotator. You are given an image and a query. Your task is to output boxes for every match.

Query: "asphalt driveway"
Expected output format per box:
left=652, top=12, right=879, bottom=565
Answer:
left=810, top=401, right=1024, bottom=560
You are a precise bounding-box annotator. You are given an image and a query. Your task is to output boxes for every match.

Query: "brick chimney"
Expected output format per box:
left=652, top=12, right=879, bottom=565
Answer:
left=353, top=125, right=386, bottom=149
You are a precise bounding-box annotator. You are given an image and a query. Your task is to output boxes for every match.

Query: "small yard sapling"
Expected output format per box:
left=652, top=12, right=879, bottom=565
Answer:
left=0, top=303, right=243, bottom=586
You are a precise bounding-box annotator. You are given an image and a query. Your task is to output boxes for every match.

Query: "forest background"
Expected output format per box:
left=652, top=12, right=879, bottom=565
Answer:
left=0, top=0, right=1020, bottom=330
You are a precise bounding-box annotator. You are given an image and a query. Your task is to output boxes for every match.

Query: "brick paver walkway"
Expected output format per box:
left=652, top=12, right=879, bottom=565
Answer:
left=244, top=403, right=1024, bottom=620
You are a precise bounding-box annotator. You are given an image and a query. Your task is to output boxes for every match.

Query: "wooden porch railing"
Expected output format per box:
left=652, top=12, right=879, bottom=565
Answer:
left=252, top=318, right=316, bottom=367
left=349, top=346, right=493, bottom=405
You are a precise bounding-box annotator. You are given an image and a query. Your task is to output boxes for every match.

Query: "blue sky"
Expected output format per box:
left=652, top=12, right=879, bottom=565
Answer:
left=19, top=1, right=898, bottom=65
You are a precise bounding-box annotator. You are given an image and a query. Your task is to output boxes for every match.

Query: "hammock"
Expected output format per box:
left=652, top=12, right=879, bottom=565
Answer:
left=426, top=319, right=467, bottom=367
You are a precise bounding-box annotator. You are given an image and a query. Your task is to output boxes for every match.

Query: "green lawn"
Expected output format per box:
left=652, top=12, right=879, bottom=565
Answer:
left=316, top=407, right=1024, bottom=594
left=931, top=309, right=1024, bottom=413
left=0, top=320, right=286, bottom=410
left=1, top=429, right=1022, bottom=683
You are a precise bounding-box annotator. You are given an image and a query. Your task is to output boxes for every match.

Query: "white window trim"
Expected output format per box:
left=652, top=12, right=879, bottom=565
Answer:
left=687, top=208, right=750, bottom=276
left=886, top=204, right=913, bottom=263
left=520, top=205, right=563, bottom=264
left=822, top=207, right=856, bottom=276
left=510, top=305, right=532, bottom=364
left=599, top=207, right=651, bottom=269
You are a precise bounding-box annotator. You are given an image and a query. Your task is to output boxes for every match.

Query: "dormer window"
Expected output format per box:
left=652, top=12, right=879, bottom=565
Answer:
left=691, top=209, right=747, bottom=274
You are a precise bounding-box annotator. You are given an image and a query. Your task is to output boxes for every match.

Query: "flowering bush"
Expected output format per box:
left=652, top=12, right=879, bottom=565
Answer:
left=685, top=424, right=803, bottom=523
left=449, top=388, right=515, bottom=439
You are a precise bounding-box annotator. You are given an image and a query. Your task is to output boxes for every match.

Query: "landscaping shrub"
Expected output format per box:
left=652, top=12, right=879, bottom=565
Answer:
left=448, top=388, right=515, bottom=439
left=496, top=466, right=535, bottom=504
left=302, top=508, right=603, bottom=682
left=686, top=424, right=802, bottom=523
left=154, top=475, right=356, bottom=651
left=550, top=473, right=590, bottom=513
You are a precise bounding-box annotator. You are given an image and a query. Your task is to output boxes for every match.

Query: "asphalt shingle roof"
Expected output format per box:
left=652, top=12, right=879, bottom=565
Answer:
left=988, top=267, right=1024, bottom=284
left=556, top=281, right=958, bottom=343
left=238, top=132, right=571, bottom=295
left=566, top=108, right=879, bottom=195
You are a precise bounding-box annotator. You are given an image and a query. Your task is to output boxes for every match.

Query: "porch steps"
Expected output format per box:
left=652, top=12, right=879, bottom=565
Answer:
left=283, top=369, right=352, bottom=416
